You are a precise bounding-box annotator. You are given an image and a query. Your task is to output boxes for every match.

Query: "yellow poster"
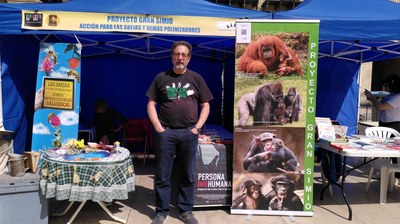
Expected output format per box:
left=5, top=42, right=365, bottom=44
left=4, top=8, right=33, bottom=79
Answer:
left=43, top=77, right=75, bottom=110
left=22, top=10, right=236, bottom=36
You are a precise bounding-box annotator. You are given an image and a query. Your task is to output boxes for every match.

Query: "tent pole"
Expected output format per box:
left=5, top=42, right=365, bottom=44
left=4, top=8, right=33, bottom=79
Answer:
left=74, top=34, right=82, bottom=46
left=0, top=42, right=4, bottom=131
left=221, top=61, right=225, bottom=126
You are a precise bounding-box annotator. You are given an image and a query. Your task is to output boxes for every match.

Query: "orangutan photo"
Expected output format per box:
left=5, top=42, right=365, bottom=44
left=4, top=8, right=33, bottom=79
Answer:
left=237, top=34, right=306, bottom=77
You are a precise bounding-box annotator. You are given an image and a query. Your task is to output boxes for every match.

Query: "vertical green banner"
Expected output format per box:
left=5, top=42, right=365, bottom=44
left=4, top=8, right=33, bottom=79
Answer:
left=231, top=20, right=319, bottom=216
left=31, top=43, right=82, bottom=152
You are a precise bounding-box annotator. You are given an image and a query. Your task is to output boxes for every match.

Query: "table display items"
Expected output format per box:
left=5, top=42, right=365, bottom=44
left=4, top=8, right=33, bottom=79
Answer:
left=44, top=139, right=121, bottom=161
left=318, top=134, right=400, bottom=153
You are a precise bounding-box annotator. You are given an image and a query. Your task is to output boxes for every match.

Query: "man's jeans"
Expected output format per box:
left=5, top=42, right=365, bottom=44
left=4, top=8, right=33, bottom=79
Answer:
left=154, top=127, right=198, bottom=215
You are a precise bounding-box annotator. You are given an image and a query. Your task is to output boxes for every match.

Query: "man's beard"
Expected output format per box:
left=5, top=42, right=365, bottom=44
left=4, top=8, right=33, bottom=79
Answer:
left=175, top=64, right=185, bottom=70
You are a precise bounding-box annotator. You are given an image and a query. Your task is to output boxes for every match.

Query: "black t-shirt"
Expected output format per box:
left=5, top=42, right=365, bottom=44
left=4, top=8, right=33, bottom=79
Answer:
left=146, top=69, right=213, bottom=128
left=93, top=108, right=126, bottom=130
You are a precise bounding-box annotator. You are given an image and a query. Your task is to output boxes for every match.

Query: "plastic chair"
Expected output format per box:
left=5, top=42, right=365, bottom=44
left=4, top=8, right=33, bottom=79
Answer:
left=122, top=118, right=151, bottom=165
left=364, top=126, right=400, bottom=204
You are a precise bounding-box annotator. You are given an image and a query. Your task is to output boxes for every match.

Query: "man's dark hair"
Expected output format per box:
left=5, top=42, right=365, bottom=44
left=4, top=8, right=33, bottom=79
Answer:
left=384, top=74, right=400, bottom=93
left=94, top=98, right=108, bottom=109
left=171, top=41, right=192, bottom=56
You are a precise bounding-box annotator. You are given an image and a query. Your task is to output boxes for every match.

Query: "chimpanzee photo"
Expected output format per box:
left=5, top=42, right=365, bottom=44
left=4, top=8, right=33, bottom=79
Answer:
left=232, top=179, right=269, bottom=210
left=243, top=136, right=299, bottom=173
left=265, top=174, right=303, bottom=211
left=242, top=132, right=276, bottom=172
left=257, top=138, right=299, bottom=173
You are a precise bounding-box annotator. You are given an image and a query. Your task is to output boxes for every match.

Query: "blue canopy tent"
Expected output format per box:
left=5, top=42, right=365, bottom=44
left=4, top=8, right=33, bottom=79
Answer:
left=2, top=0, right=400, bottom=154
left=275, top=0, right=400, bottom=134
left=0, top=0, right=271, bottom=153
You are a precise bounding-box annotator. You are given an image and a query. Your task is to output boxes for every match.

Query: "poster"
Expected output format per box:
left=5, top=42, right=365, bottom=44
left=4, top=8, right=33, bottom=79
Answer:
left=31, top=43, right=82, bottom=152
left=231, top=20, right=319, bottom=216
left=194, top=144, right=232, bottom=207
left=22, top=10, right=236, bottom=37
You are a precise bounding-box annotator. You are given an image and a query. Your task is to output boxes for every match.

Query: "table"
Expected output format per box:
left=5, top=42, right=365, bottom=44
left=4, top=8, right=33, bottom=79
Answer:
left=201, top=124, right=233, bottom=145
left=39, top=147, right=135, bottom=224
left=316, top=141, right=400, bottom=220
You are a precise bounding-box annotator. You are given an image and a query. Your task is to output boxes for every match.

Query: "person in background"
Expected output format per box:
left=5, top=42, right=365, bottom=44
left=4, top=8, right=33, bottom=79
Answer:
left=146, top=41, right=213, bottom=224
left=364, top=74, right=400, bottom=132
left=365, top=74, right=400, bottom=179
left=93, top=98, right=126, bottom=145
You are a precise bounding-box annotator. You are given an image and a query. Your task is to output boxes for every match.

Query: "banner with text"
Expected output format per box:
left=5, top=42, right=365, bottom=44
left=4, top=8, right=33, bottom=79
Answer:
left=31, top=43, right=82, bottom=152
left=21, top=10, right=236, bottom=36
left=231, top=20, right=319, bottom=216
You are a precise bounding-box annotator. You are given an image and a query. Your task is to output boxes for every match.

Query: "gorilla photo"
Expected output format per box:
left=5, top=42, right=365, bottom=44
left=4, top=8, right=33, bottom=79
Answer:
left=237, top=82, right=303, bottom=126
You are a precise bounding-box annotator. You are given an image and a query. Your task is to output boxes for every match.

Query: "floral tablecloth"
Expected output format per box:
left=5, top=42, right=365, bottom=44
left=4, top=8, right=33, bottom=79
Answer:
left=39, top=147, right=135, bottom=202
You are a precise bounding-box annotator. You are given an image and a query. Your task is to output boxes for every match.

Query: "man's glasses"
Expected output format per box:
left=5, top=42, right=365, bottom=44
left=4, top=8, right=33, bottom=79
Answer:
left=172, top=52, right=189, bottom=58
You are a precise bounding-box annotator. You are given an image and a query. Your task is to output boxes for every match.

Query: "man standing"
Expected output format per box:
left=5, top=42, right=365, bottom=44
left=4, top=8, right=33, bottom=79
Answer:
left=146, top=41, right=213, bottom=224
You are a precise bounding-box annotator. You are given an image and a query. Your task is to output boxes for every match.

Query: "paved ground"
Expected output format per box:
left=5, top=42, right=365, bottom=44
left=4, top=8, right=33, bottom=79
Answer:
left=48, top=157, right=400, bottom=224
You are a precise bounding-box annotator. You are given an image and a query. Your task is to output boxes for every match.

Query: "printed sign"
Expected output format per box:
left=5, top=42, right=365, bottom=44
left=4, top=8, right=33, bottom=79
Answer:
left=31, top=43, right=82, bottom=151
left=42, top=77, right=75, bottom=110
left=231, top=20, right=319, bottom=216
left=194, top=144, right=232, bottom=206
left=21, top=10, right=236, bottom=37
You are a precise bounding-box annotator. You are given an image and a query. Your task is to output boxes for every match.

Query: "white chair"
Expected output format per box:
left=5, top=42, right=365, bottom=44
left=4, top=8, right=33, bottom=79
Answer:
left=364, top=126, right=400, bottom=204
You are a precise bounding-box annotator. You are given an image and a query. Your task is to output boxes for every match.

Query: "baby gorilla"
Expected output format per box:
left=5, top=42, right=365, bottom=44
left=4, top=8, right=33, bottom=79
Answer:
left=284, top=87, right=302, bottom=123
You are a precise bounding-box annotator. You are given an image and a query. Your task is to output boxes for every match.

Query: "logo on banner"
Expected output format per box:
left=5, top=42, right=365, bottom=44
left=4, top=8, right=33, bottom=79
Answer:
left=24, top=12, right=43, bottom=27
left=216, top=21, right=236, bottom=33
left=48, top=14, right=59, bottom=27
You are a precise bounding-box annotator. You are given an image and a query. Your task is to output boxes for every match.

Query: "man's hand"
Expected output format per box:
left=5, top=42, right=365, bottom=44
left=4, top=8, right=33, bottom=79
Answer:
left=191, top=127, right=200, bottom=134
left=155, top=126, right=166, bottom=133
left=364, top=89, right=372, bottom=100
